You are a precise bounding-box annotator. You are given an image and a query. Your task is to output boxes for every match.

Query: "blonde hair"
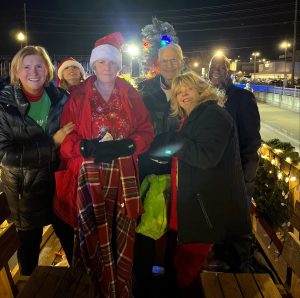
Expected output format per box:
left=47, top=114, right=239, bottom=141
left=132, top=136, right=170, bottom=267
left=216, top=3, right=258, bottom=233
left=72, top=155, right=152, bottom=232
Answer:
left=170, top=72, right=225, bottom=118
left=10, top=45, right=54, bottom=85
left=158, top=43, right=184, bottom=62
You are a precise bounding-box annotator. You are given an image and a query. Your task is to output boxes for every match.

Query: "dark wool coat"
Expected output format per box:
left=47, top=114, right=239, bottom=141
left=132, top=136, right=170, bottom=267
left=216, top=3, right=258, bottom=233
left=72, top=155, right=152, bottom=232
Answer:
left=225, top=85, right=261, bottom=196
left=152, top=100, right=252, bottom=244
left=0, top=83, right=68, bottom=230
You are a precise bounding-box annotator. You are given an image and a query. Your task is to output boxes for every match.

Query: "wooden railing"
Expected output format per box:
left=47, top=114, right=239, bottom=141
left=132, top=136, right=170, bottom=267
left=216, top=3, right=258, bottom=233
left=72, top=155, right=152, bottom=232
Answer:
left=252, top=145, right=300, bottom=297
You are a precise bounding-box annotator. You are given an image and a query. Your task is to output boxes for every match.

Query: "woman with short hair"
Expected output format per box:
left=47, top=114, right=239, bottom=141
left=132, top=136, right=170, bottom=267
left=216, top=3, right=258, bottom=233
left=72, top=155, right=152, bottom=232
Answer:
left=0, top=45, right=73, bottom=275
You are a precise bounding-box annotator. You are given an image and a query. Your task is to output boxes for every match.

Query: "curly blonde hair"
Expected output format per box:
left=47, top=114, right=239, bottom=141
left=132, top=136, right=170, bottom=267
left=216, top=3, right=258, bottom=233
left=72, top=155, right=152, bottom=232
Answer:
left=170, top=71, right=225, bottom=118
left=10, top=45, right=54, bottom=85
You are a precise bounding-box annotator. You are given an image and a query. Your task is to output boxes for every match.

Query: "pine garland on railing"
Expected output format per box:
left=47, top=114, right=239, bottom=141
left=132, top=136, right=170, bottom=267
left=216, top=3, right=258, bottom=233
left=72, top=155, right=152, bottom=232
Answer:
left=253, top=139, right=300, bottom=230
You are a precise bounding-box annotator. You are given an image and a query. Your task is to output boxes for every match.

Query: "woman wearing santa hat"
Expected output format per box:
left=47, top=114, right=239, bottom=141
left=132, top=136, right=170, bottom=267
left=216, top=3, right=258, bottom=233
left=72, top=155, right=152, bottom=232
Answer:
left=54, top=32, right=154, bottom=297
left=57, top=57, right=85, bottom=91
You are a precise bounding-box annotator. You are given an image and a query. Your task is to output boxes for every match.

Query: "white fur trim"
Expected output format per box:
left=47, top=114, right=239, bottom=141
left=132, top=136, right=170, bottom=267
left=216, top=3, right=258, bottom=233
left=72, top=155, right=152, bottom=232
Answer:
left=90, top=44, right=122, bottom=69
left=58, top=60, right=85, bottom=80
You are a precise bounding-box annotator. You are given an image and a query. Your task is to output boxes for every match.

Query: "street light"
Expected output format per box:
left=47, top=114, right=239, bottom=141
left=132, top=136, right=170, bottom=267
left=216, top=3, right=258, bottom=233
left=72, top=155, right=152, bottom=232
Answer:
left=127, top=44, right=140, bottom=77
left=280, top=41, right=291, bottom=80
left=251, top=52, right=260, bottom=75
left=193, top=61, right=199, bottom=68
left=16, top=32, right=26, bottom=48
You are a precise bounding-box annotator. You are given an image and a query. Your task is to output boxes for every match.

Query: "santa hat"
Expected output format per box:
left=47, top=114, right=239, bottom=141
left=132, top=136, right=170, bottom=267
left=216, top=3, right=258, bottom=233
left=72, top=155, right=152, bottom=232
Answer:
left=90, top=32, right=124, bottom=70
left=57, top=57, right=85, bottom=80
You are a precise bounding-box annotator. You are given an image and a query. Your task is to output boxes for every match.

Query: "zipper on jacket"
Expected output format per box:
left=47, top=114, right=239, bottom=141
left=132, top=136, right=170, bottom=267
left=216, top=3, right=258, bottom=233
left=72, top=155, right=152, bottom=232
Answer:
left=196, top=194, right=213, bottom=229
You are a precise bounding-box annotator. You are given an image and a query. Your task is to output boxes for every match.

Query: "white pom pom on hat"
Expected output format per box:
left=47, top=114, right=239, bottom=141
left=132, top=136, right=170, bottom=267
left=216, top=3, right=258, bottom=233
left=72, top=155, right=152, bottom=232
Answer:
left=90, top=32, right=124, bottom=70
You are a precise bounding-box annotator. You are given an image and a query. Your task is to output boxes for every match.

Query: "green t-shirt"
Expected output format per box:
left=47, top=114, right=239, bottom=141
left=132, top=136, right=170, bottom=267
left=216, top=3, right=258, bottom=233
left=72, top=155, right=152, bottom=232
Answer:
left=27, top=92, right=51, bottom=130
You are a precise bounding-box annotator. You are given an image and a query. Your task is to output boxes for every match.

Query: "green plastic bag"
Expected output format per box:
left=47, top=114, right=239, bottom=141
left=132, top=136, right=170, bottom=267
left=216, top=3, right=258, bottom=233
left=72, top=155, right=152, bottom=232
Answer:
left=136, top=174, right=171, bottom=240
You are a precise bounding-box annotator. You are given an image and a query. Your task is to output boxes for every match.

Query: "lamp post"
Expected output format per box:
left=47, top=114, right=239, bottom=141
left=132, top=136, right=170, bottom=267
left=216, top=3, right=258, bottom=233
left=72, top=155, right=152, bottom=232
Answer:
left=280, top=41, right=291, bottom=80
left=16, top=32, right=26, bottom=48
left=251, top=52, right=260, bottom=76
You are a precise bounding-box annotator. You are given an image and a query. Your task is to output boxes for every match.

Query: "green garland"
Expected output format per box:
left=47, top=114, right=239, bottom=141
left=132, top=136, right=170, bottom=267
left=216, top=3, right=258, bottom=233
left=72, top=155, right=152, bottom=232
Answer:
left=253, top=139, right=299, bottom=230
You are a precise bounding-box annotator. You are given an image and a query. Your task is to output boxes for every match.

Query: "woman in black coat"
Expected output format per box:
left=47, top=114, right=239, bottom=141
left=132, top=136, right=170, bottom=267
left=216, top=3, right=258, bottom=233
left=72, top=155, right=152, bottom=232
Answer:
left=150, top=72, right=251, bottom=289
left=0, top=46, right=74, bottom=275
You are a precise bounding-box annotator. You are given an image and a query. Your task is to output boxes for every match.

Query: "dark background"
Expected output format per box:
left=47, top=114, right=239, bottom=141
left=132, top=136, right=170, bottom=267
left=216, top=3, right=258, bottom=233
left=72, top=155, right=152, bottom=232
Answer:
left=0, top=0, right=298, bottom=61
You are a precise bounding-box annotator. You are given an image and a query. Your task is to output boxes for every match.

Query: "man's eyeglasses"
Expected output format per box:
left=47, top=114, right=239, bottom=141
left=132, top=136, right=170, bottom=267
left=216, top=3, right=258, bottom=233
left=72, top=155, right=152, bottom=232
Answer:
left=159, top=58, right=181, bottom=66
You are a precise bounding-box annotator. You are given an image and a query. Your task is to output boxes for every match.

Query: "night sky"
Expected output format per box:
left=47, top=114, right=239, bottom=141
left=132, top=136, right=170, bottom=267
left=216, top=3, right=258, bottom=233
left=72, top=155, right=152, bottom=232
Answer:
left=0, top=0, right=298, bottom=61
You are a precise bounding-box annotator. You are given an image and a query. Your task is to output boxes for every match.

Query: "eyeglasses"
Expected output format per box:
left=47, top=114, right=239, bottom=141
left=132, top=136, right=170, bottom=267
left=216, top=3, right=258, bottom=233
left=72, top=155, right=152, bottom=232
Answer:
left=159, top=58, right=181, bottom=66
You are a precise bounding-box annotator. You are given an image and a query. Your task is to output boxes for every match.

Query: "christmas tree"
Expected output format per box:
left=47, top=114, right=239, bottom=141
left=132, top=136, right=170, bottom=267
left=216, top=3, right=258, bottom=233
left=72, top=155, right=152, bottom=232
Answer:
left=141, top=17, right=179, bottom=77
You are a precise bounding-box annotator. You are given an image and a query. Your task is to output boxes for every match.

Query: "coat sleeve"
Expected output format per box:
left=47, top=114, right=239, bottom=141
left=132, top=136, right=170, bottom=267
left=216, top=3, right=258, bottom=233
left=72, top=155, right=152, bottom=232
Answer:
left=59, top=94, right=83, bottom=159
left=0, top=106, right=55, bottom=168
left=237, top=92, right=261, bottom=195
left=176, top=106, right=234, bottom=169
left=127, top=87, right=154, bottom=157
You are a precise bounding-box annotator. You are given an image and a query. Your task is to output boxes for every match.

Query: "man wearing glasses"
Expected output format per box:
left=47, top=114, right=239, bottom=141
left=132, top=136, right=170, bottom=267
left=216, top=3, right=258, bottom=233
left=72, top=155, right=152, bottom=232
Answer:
left=134, top=43, right=184, bottom=297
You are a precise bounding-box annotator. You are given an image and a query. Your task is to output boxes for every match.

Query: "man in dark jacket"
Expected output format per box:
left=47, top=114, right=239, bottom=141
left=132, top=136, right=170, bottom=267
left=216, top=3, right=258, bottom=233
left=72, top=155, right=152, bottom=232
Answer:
left=133, top=43, right=183, bottom=297
left=208, top=54, right=261, bottom=272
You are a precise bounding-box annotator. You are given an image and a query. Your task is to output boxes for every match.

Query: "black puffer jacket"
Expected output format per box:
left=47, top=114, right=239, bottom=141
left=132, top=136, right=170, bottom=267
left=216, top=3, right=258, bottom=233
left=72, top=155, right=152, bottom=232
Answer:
left=0, top=83, right=68, bottom=230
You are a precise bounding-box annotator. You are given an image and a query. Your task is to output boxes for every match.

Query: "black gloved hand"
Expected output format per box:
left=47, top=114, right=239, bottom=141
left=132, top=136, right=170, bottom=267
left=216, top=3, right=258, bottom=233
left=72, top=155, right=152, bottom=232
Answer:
left=80, top=138, right=136, bottom=163
left=148, top=131, right=184, bottom=161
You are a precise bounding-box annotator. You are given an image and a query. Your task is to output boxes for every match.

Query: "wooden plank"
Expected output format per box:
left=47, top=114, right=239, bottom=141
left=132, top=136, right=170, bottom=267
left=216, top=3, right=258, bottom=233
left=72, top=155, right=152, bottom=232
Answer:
left=200, top=272, right=224, bottom=297
left=282, top=232, right=300, bottom=278
left=291, top=201, right=300, bottom=232
left=0, top=224, right=19, bottom=270
left=0, top=267, right=14, bottom=298
left=217, top=273, right=243, bottom=298
left=35, top=266, right=69, bottom=298
left=253, top=273, right=282, bottom=298
left=54, top=267, right=85, bottom=298
left=39, top=232, right=62, bottom=266
left=291, top=272, right=300, bottom=298
left=235, top=273, right=263, bottom=298
left=73, top=271, right=95, bottom=298
left=0, top=192, right=10, bottom=225
left=18, top=266, right=52, bottom=297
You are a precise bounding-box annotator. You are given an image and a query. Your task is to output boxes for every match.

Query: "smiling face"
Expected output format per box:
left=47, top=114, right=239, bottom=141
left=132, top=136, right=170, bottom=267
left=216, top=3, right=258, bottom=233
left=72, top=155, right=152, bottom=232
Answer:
left=17, top=54, right=48, bottom=94
left=208, top=56, right=232, bottom=90
left=158, top=47, right=183, bottom=86
left=93, top=59, right=119, bottom=84
left=175, top=84, right=200, bottom=115
left=62, top=65, right=81, bottom=87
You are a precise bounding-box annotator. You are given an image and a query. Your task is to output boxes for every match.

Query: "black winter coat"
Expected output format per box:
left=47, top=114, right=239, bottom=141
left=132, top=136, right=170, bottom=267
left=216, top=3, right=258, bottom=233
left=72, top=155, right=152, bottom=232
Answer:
left=138, top=75, right=179, bottom=180
left=0, top=83, right=68, bottom=230
left=225, top=85, right=261, bottom=196
left=151, top=101, right=252, bottom=243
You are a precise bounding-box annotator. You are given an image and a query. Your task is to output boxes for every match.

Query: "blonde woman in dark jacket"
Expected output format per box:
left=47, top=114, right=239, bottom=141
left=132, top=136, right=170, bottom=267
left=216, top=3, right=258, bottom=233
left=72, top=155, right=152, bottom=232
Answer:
left=0, top=46, right=73, bottom=275
left=150, top=72, right=251, bottom=292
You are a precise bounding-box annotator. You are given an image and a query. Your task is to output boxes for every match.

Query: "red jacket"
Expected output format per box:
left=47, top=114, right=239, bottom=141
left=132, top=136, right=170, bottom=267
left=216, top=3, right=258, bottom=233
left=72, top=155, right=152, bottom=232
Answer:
left=54, top=76, right=154, bottom=227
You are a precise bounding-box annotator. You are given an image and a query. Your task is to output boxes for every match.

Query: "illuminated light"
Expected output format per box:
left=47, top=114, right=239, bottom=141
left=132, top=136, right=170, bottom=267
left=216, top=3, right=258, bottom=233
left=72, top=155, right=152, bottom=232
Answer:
left=262, top=143, right=267, bottom=147
left=277, top=172, right=283, bottom=179
left=269, top=170, right=273, bottom=174
left=215, top=50, right=224, bottom=57
left=17, top=32, right=25, bottom=41
left=285, top=177, right=289, bottom=183
left=285, top=157, right=292, bottom=163
left=271, top=159, right=275, bottom=165
left=290, top=176, right=297, bottom=182
left=280, top=41, right=291, bottom=50
left=165, top=149, right=172, bottom=155
left=274, top=148, right=283, bottom=154
left=193, top=62, right=199, bottom=68
left=160, top=35, right=172, bottom=47
left=144, top=41, right=150, bottom=48
left=127, top=44, right=140, bottom=57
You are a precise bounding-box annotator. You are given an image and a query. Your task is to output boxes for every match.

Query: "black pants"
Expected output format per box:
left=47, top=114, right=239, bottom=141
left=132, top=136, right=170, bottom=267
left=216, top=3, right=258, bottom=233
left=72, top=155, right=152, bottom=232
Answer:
left=17, top=227, right=43, bottom=275
left=52, top=214, right=74, bottom=265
